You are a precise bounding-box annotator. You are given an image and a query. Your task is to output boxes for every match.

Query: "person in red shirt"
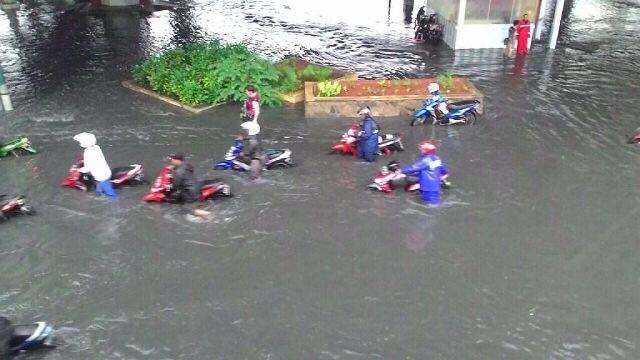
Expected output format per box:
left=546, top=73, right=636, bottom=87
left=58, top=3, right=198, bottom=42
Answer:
left=516, top=14, right=531, bottom=55
left=242, top=85, right=261, bottom=125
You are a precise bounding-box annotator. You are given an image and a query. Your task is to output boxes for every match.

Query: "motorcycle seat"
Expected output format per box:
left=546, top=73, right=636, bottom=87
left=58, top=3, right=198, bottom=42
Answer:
left=447, top=100, right=479, bottom=110
left=199, top=179, right=223, bottom=187
left=265, top=149, right=286, bottom=158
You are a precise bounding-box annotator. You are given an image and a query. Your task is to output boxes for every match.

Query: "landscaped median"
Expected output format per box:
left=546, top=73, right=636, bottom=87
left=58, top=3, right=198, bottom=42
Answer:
left=123, top=40, right=355, bottom=113
left=275, top=58, right=357, bottom=104
left=304, top=76, right=484, bottom=118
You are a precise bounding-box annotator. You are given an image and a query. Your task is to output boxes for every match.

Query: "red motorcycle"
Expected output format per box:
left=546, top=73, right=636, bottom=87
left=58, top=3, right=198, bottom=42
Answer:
left=367, top=161, right=449, bottom=193
left=1, top=195, right=35, bottom=220
left=330, top=126, right=405, bottom=156
left=330, top=125, right=359, bottom=156
left=61, top=159, right=146, bottom=191
left=143, top=166, right=232, bottom=202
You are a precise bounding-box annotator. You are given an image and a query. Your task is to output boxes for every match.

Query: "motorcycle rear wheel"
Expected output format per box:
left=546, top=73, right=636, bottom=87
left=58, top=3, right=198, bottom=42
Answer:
left=464, top=111, right=477, bottom=125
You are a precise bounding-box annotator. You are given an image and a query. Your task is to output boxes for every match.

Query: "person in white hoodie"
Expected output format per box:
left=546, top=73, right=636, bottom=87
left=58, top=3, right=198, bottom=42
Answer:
left=72, top=132, right=118, bottom=199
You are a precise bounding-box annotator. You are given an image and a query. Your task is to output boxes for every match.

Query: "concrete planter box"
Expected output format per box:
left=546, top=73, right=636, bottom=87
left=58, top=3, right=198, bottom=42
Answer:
left=304, top=77, right=484, bottom=118
left=276, top=58, right=357, bottom=104
left=122, top=80, right=221, bottom=114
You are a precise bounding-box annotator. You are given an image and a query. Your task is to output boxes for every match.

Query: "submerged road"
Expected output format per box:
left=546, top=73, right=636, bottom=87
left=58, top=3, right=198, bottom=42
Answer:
left=1, top=0, right=640, bottom=358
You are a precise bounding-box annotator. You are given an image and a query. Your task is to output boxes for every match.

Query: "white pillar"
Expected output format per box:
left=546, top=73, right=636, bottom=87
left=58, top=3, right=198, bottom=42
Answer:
left=549, top=0, right=565, bottom=49
left=454, top=0, right=467, bottom=49
left=0, top=84, right=13, bottom=112
left=0, top=66, right=12, bottom=112
left=535, top=0, right=548, bottom=40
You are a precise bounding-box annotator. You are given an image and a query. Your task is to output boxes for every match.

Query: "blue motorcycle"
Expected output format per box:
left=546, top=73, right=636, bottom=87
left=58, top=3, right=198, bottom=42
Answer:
left=412, top=99, right=480, bottom=126
left=1, top=317, right=56, bottom=355
left=214, top=139, right=294, bottom=171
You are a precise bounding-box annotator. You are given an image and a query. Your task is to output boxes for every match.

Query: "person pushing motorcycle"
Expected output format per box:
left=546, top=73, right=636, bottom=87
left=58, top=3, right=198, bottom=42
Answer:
left=357, top=106, right=380, bottom=162
left=401, top=141, right=449, bottom=206
left=238, top=121, right=265, bottom=180
left=166, top=153, right=210, bottom=217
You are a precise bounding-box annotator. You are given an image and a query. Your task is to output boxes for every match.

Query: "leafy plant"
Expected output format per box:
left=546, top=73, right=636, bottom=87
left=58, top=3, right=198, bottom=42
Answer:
left=300, top=64, right=333, bottom=82
left=437, top=71, right=454, bottom=91
left=132, top=40, right=285, bottom=106
left=317, top=81, right=342, bottom=97
left=277, top=64, right=301, bottom=94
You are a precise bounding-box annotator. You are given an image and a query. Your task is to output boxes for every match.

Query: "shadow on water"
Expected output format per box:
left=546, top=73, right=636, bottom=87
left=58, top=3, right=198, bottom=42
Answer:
left=1, top=0, right=640, bottom=358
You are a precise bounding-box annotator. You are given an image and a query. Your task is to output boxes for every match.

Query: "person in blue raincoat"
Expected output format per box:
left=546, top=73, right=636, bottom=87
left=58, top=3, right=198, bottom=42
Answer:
left=401, top=141, right=449, bottom=205
left=357, top=106, right=379, bottom=162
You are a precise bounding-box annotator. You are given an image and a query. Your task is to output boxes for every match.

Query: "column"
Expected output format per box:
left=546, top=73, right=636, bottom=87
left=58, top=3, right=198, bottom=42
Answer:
left=534, top=0, right=548, bottom=40
left=549, top=0, right=565, bottom=49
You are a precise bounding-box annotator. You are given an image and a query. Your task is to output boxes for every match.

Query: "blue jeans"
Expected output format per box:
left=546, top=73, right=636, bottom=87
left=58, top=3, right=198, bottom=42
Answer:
left=96, top=180, right=118, bottom=198
left=420, top=190, right=440, bottom=205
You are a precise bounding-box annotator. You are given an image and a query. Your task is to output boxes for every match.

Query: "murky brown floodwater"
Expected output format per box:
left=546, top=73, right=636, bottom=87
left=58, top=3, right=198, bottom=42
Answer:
left=1, top=0, right=640, bottom=358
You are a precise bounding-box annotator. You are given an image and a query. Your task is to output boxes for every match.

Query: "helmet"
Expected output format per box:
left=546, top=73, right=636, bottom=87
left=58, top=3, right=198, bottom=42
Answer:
left=167, top=152, right=185, bottom=161
left=418, top=141, right=437, bottom=154
left=73, top=132, right=97, bottom=148
left=350, top=123, right=359, bottom=130
left=241, top=121, right=261, bottom=136
left=357, top=106, right=371, bottom=116
left=427, top=83, right=439, bottom=94
left=379, top=166, right=389, bottom=176
left=388, top=160, right=400, bottom=172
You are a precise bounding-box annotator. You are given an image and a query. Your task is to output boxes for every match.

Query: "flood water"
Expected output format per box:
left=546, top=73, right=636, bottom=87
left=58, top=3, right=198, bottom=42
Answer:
left=1, top=0, right=640, bottom=358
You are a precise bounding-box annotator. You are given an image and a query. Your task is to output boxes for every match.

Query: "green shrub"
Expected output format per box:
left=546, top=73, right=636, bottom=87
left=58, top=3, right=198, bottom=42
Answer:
left=132, top=41, right=283, bottom=106
left=317, top=81, right=342, bottom=97
left=300, top=64, right=333, bottom=82
left=437, top=71, right=454, bottom=91
left=277, top=64, right=302, bottom=94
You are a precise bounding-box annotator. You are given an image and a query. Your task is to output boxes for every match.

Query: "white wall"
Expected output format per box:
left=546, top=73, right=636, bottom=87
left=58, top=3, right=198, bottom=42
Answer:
left=454, top=23, right=534, bottom=49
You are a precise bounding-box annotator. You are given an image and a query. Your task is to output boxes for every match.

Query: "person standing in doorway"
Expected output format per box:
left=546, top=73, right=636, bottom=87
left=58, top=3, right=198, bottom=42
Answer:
left=504, top=20, right=518, bottom=58
left=516, top=14, right=531, bottom=55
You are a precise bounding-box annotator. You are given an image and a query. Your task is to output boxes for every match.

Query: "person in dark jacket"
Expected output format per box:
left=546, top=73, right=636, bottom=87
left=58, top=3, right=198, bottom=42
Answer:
left=401, top=141, right=449, bottom=206
left=357, top=106, right=379, bottom=162
left=167, top=153, right=209, bottom=217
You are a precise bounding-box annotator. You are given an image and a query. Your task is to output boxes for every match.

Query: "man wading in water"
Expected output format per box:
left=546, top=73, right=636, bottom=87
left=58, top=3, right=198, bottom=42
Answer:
left=242, top=85, right=261, bottom=126
left=238, top=121, right=264, bottom=180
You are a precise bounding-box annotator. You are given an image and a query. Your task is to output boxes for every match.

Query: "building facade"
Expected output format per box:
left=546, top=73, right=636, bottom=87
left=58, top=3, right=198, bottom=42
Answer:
left=427, top=0, right=540, bottom=49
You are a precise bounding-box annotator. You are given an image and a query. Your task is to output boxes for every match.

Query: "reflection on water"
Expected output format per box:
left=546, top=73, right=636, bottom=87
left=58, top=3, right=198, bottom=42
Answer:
left=1, top=0, right=640, bottom=358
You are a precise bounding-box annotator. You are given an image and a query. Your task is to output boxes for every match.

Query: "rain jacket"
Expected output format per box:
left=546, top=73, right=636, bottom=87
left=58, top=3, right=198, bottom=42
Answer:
left=73, top=132, right=112, bottom=182
left=401, top=154, right=449, bottom=192
left=170, top=162, right=200, bottom=203
left=358, top=116, right=379, bottom=160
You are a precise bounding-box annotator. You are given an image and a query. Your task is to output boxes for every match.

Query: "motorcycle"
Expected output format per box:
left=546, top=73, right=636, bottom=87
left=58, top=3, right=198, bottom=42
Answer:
left=367, top=161, right=451, bottom=193
left=143, top=165, right=231, bottom=202
left=414, top=13, right=443, bottom=43
left=330, top=129, right=405, bottom=156
left=0, top=137, right=37, bottom=158
left=0, top=194, right=35, bottom=221
left=214, top=139, right=294, bottom=171
left=0, top=317, right=56, bottom=354
left=412, top=99, right=481, bottom=126
left=61, top=159, right=146, bottom=191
